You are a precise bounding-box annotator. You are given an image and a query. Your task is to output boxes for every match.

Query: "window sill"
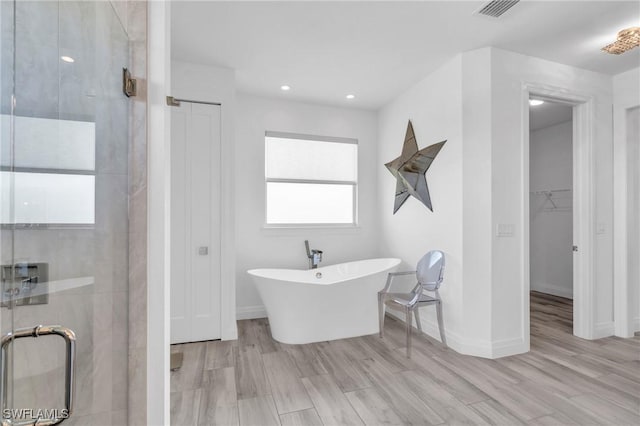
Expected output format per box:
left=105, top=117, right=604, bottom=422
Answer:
left=261, top=224, right=362, bottom=235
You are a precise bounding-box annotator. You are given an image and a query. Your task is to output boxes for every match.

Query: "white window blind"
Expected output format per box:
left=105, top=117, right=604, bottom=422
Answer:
left=265, top=132, right=357, bottom=225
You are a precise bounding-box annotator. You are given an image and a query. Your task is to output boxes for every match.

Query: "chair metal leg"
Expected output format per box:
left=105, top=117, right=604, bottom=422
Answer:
left=378, top=295, right=385, bottom=338
left=414, top=306, right=423, bottom=332
left=436, top=300, right=446, bottom=347
left=405, top=308, right=413, bottom=358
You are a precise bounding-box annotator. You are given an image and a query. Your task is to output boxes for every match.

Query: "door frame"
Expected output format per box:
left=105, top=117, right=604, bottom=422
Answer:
left=613, top=99, right=639, bottom=337
left=521, top=83, right=596, bottom=341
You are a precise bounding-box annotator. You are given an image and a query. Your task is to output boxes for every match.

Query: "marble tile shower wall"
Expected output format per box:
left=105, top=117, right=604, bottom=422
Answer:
left=122, top=1, right=148, bottom=425
left=0, top=1, right=144, bottom=424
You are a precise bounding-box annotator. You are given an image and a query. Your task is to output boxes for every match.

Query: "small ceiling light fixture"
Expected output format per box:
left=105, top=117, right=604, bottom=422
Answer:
left=602, top=27, right=640, bottom=55
left=529, top=99, right=544, bottom=106
left=60, top=56, right=75, bottom=63
left=280, top=85, right=291, bottom=91
left=346, top=94, right=355, bottom=100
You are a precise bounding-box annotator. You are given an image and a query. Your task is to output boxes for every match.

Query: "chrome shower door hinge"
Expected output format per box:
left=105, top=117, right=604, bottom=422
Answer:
left=122, top=68, right=137, bottom=97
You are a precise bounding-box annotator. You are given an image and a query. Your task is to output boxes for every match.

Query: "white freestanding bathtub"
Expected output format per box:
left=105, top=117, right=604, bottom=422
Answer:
left=248, top=258, right=401, bottom=344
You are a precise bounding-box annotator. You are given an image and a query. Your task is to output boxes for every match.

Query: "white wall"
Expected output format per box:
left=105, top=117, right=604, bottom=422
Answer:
left=461, top=48, right=493, bottom=351
left=378, top=56, right=466, bottom=350
left=530, top=120, right=573, bottom=299
left=171, top=61, right=237, bottom=340
left=148, top=3, right=171, bottom=423
left=377, top=47, right=616, bottom=358
left=235, top=94, right=380, bottom=318
left=613, top=67, right=640, bottom=336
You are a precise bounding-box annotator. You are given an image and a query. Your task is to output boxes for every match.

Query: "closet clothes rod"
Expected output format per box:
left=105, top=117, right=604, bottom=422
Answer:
left=530, top=188, right=572, bottom=211
left=529, top=188, right=572, bottom=195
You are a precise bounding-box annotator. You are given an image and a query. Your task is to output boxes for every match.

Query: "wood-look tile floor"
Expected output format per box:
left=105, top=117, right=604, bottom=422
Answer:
left=171, top=292, right=640, bottom=425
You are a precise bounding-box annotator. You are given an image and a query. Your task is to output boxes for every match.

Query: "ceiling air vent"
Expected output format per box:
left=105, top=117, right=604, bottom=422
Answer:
left=475, top=0, right=520, bottom=18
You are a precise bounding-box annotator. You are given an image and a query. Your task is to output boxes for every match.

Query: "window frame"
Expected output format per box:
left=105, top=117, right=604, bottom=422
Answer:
left=264, top=131, right=358, bottom=228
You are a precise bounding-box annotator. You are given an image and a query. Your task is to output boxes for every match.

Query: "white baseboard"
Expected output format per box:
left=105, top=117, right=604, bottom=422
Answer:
left=634, top=317, right=640, bottom=333
left=490, top=337, right=528, bottom=358
left=594, top=321, right=615, bottom=338
left=531, top=283, right=573, bottom=299
left=239, top=304, right=528, bottom=358
left=385, top=309, right=527, bottom=359
left=236, top=305, right=267, bottom=320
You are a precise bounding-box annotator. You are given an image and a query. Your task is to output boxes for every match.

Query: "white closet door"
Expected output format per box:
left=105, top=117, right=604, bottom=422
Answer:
left=170, top=102, right=222, bottom=344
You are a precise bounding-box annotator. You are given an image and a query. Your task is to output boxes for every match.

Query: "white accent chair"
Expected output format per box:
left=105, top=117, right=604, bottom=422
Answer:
left=378, top=250, right=446, bottom=358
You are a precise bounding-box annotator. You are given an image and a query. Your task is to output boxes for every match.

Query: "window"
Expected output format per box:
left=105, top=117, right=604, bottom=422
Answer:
left=0, top=115, right=95, bottom=225
left=265, top=131, right=357, bottom=225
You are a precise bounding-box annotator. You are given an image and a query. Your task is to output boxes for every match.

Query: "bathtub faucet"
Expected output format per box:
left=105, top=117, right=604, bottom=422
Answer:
left=304, top=240, right=323, bottom=269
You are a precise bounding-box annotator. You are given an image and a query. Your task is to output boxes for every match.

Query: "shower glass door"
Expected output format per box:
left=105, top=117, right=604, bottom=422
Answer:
left=1, top=1, right=129, bottom=424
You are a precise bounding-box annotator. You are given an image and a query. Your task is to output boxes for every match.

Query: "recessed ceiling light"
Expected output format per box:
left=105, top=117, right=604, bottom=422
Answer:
left=61, top=56, right=75, bottom=63
left=529, top=99, right=544, bottom=106
left=346, top=94, right=355, bottom=100
left=280, top=85, right=290, bottom=91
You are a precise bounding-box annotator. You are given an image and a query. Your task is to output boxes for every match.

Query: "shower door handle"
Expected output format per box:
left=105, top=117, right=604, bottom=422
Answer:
left=0, top=325, right=76, bottom=425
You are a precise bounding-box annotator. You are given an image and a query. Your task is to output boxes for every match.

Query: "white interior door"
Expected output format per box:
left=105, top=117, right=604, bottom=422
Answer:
left=170, top=101, right=222, bottom=344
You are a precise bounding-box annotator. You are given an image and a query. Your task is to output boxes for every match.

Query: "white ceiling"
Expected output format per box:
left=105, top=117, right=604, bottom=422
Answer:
left=171, top=0, right=640, bottom=110
left=529, top=100, right=573, bottom=131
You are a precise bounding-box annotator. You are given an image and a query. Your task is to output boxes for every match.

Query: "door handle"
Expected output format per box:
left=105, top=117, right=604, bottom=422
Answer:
left=0, top=325, right=76, bottom=425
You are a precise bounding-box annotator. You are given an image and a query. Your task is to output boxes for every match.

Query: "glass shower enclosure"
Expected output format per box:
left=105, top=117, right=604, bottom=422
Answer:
left=0, top=1, right=130, bottom=424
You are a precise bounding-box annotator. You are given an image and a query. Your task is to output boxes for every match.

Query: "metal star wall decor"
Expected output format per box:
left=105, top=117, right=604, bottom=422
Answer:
left=385, top=120, right=446, bottom=214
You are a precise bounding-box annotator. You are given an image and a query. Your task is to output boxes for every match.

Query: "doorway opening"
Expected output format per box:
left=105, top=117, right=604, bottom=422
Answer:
left=523, top=86, right=596, bottom=342
left=528, top=98, right=574, bottom=337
